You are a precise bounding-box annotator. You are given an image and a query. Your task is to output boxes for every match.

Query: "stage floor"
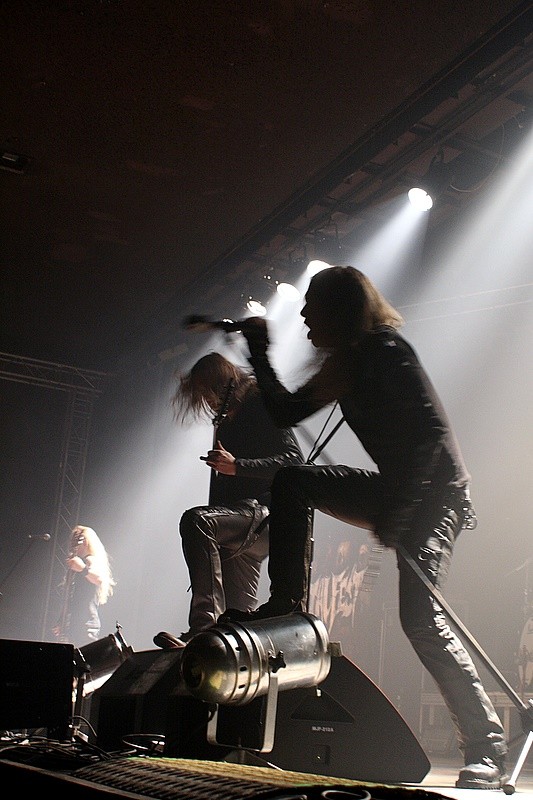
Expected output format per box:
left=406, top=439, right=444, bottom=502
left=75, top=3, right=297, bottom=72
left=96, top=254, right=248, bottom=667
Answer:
left=416, top=754, right=533, bottom=798
left=1, top=745, right=533, bottom=798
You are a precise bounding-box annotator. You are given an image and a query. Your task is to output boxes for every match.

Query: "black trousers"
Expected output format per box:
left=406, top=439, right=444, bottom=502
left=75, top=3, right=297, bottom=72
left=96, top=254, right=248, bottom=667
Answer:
left=180, top=498, right=270, bottom=634
left=266, top=463, right=507, bottom=765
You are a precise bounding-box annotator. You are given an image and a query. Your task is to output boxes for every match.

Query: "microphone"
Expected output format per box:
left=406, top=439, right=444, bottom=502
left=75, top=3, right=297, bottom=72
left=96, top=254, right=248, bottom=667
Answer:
left=28, top=533, right=51, bottom=541
left=183, top=315, right=243, bottom=333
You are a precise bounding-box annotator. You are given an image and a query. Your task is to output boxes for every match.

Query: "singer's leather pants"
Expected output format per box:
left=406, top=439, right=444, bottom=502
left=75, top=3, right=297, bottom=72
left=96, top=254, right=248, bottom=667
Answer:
left=265, top=464, right=507, bottom=765
left=180, top=499, right=270, bottom=633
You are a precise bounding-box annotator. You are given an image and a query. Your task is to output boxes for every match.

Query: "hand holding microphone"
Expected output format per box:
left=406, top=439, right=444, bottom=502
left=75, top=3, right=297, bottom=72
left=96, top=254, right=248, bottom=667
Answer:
left=183, top=315, right=270, bottom=351
left=238, top=316, right=270, bottom=354
left=183, top=315, right=242, bottom=333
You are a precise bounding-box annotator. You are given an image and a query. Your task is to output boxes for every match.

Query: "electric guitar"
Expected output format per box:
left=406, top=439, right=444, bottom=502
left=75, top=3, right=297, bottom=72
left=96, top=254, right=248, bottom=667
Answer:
left=55, top=528, right=85, bottom=642
left=212, top=378, right=236, bottom=437
left=209, top=378, right=236, bottom=492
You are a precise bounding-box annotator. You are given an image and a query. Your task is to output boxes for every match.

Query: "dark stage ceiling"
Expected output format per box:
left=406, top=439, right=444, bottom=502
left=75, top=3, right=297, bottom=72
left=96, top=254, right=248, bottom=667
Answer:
left=1, top=0, right=532, bottom=374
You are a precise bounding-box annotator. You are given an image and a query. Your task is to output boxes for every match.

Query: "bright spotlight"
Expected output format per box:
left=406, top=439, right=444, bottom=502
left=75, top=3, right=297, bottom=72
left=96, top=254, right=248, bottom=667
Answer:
left=306, top=259, right=333, bottom=276
left=246, top=298, right=267, bottom=315
left=276, top=282, right=301, bottom=301
left=408, top=187, right=434, bottom=211
left=408, top=151, right=452, bottom=211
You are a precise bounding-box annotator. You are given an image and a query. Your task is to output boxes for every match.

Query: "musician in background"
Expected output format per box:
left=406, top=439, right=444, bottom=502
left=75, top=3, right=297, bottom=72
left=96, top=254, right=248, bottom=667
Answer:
left=309, top=531, right=375, bottom=651
left=52, top=524, right=115, bottom=647
left=154, top=351, right=304, bottom=649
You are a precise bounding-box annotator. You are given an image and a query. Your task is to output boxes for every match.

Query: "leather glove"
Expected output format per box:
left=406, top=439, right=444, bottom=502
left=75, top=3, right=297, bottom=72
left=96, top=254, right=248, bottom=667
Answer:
left=241, top=316, right=270, bottom=355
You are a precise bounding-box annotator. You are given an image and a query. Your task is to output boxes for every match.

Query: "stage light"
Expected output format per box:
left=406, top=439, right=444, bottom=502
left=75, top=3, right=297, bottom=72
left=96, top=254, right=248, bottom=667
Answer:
left=245, top=298, right=267, bottom=315
left=74, top=629, right=134, bottom=688
left=408, top=151, right=453, bottom=211
left=72, top=628, right=134, bottom=731
left=180, top=613, right=331, bottom=753
left=276, top=281, right=301, bottom=301
left=248, top=269, right=301, bottom=309
left=180, top=612, right=331, bottom=706
left=307, top=259, right=333, bottom=276
left=407, top=187, right=434, bottom=211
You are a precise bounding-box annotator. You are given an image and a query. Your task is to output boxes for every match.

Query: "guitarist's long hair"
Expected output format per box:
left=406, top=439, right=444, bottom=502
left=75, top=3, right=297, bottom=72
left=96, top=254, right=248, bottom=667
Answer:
left=74, top=525, right=116, bottom=606
left=171, top=352, right=257, bottom=424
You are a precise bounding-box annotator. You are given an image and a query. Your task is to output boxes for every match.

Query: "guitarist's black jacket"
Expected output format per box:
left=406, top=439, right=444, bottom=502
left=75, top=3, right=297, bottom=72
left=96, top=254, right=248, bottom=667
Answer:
left=208, top=387, right=304, bottom=508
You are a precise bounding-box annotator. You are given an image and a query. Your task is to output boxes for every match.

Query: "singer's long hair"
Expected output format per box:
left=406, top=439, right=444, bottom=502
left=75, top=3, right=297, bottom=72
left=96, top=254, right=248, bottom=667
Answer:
left=171, top=352, right=257, bottom=423
left=302, top=266, right=404, bottom=402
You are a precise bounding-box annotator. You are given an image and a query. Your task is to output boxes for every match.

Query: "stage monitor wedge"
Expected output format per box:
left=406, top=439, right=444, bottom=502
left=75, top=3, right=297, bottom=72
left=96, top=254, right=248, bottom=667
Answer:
left=91, top=649, right=430, bottom=785
left=90, top=649, right=187, bottom=752
left=266, top=654, right=430, bottom=784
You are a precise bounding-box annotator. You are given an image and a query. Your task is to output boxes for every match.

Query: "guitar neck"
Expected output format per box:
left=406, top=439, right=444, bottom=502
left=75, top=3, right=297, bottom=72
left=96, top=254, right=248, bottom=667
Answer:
left=56, top=529, right=85, bottom=640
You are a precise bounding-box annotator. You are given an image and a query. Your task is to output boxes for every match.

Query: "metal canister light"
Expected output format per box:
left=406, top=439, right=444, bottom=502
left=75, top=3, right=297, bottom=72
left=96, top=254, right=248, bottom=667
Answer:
left=180, top=612, right=331, bottom=706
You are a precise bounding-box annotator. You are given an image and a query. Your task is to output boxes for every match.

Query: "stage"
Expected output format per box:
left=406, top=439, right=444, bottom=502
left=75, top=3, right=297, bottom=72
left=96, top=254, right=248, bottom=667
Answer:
left=1, top=749, right=533, bottom=799
left=2, top=637, right=533, bottom=797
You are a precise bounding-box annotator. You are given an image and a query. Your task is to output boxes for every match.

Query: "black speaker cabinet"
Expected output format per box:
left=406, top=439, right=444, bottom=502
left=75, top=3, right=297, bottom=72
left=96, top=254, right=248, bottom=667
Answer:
left=0, top=638, right=74, bottom=740
left=266, top=654, right=430, bottom=784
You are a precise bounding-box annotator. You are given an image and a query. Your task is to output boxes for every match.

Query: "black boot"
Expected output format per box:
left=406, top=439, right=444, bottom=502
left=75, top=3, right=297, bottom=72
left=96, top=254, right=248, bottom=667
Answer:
left=219, top=597, right=304, bottom=623
left=456, top=756, right=506, bottom=789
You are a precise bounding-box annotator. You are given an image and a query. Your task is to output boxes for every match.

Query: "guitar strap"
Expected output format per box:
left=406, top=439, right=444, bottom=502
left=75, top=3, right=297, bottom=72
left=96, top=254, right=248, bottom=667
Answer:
left=305, top=405, right=384, bottom=609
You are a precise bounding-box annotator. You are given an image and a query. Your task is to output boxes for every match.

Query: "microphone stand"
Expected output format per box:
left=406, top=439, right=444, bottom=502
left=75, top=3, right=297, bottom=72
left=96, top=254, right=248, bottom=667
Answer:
left=397, top=543, right=533, bottom=795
